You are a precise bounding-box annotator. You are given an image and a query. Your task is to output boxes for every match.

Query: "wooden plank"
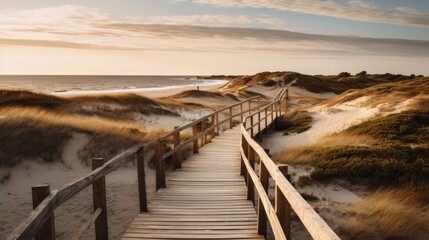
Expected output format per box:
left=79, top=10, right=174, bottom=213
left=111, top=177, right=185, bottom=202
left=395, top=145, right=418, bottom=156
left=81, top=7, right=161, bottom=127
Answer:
left=123, top=126, right=263, bottom=240
left=125, top=229, right=257, bottom=234
left=127, top=225, right=257, bottom=230
left=123, top=233, right=263, bottom=239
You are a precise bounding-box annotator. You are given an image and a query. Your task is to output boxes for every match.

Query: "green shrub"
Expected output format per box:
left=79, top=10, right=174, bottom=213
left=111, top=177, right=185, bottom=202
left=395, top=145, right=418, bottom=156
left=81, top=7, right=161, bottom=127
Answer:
left=276, top=112, right=313, bottom=135
left=346, top=111, right=429, bottom=144
left=310, top=144, right=429, bottom=188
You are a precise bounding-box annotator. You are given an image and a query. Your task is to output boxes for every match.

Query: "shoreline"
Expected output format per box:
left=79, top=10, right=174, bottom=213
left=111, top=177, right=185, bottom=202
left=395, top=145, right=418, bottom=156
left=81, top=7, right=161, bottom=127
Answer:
left=53, top=80, right=228, bottom=98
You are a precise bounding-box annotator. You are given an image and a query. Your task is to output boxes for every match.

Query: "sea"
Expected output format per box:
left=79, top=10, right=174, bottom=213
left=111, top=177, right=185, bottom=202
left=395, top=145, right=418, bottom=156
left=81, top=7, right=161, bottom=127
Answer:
left=0, top=75, right=228, bottom=95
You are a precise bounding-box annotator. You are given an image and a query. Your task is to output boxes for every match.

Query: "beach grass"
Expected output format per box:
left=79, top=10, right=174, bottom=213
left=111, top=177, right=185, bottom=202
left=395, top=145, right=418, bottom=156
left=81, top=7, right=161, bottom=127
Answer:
left=340, top=188, right=429, bottom=240
left=275, top=111, right=429, bottom=188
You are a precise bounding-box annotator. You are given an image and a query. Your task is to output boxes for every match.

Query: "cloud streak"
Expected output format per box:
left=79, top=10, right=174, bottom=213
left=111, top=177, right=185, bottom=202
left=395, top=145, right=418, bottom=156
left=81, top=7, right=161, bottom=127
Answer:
left=145, top=14, right=285, bottom=27
left=192, top=0, right=429, bottom=28
left=1, top=5, right=428, bottom=58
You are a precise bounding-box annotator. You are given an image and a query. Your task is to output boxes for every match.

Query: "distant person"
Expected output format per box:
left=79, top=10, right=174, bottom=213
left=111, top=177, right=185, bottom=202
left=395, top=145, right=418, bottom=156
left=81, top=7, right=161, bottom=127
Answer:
left=197, top=86, right=200, bottom=90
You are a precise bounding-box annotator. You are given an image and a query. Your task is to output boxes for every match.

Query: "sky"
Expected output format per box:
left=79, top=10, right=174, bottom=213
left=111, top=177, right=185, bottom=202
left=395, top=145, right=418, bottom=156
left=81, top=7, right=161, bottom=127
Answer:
left=0, top=0, right=428, bottom=75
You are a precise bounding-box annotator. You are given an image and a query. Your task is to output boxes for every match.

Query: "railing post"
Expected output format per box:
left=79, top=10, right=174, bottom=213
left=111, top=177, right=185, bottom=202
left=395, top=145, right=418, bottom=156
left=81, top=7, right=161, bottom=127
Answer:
left=246, top=146, right=255, bottom=205
left=215, top=113, right=219, bottom=136
left=211, top=114, right=216, bottom=139
left=258, top=111, right=261, bottom=134
left=229, top=106, right=233, bottom=129
left=240, top=135, right=248, bottom=176
left=136, top=148, right=148, bottom=212
left=92, top=158, right=108, bottom=240
left=250, top=115, right=254, bottom=137
left=271, top=104, right=274, bottom=124
left=193, top=123, right=199, bottom=154
left=32, top=184, right=55, bottom=240
left=173, top=127, right=181, bottom=169
left=257, top=162, right=269, bottom=236
left=248, top=100, right=251, bottom=115
left=276, top=102, right=279, bottom=118
left=201, top=119, right=207, bottom=146
left=276, top=165, right=291, bottom=240
left=240, top=103, right=244, bottom=122
left=155, top=140, right=166, bottom=190
left=264, top=108, right=268, bottom=131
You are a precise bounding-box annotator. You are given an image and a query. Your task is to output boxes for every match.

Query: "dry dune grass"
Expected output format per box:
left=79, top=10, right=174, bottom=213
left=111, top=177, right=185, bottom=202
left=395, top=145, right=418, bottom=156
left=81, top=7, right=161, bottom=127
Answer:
left=0, top=107, right=164, bottom=167
left=0, top=90, right=188, bottom=168
left=325, top=77, right=429, bottom=107
left=409, top=95, right=429, bottom=111
left=0, top=89, right=69, bottom=110
left=164, top=90, right=240, bottom=108
left=340, top=189, right=429, bottom=240
left=0, top=89, right=213, bottom=119
left=274, top=133, right=376, bottom=164
left=155, top=97, right=209, bottom=110
left=221, top=71, right=413, bottom=94
left=0, top=89, right=220, bottom=169
left=0, top=107, right=160, bottom=140
left=168, top=90, right=237, bottom=100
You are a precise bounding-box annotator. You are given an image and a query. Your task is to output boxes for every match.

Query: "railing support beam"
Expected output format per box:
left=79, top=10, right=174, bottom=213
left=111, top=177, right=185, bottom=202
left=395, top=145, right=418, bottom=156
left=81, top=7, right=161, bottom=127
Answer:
left=155, top=141, right=166, bottom=190
left=257, top=162, right=269, bottom=236
left=92, top=158, right=108, bottom=240
left=32, top=185, right=55, bottom=240
left=193, top=124, right=199, bottom=154
left=246, top=146, right=255, bottom=205
left=276, top=165, right=291, bottom=240
left=136, top=148, right=148, bottom=212
left=229, top=106, right=233, bottom=129
left=173, top=129, right=181, bottom=169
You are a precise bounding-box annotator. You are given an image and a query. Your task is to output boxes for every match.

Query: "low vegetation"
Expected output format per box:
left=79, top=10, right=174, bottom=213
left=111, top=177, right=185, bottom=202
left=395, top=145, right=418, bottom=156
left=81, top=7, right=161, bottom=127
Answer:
left=325, top=76, right=429, bottom=107
left=0, top=115, right=162, bottom=167
left=340, top=189, right=429, bottom=240
left=0, top=90, right=190, bottom=168
left=222, top=71, right=414, bottom=94
left=275, top=111, right=429, bottom=188
left=275, top=110, right=313, bottom=135
left=168, top=89, right=238, bottom=101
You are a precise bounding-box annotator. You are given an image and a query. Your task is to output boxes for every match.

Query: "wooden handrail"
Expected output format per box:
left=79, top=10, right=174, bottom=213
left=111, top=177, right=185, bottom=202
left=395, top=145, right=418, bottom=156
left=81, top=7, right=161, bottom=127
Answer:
left=7, top=94, right=268, bottom=240
left=240, top=90, right=340, bottom=240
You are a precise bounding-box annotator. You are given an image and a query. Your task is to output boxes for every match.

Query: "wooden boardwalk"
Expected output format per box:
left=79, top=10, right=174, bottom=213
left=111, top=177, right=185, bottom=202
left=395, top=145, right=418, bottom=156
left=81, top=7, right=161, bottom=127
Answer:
left=10, top=90, right=339, bottom=240
left=122, top=127, right=263, bottom=240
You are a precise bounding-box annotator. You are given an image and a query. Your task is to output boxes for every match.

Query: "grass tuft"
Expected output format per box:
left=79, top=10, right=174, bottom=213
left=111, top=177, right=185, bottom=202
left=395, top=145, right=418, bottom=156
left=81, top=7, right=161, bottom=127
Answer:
left=340, top=189, right=429, bottom=240
left=276, top=110, right=313, bottom=135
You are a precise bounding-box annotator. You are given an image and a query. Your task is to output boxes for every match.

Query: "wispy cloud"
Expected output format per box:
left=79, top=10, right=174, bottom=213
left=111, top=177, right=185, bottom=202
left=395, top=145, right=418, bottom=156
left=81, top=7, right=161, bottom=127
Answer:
left=192, top=0, right=429, bottom=28
left=145, top=14, right=285, bottom=27
left=1, top=5, right=428, bottom=58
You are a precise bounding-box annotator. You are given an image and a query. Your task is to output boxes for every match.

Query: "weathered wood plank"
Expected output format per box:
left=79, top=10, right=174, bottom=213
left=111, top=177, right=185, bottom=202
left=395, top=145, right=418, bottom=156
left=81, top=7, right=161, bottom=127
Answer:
left=122, top=126, right=262, bottom=240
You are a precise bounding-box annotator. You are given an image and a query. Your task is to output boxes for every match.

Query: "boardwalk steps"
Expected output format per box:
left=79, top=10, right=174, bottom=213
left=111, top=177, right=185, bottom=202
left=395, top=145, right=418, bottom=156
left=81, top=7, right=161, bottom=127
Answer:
left=122, top=127, right=263, bottom=240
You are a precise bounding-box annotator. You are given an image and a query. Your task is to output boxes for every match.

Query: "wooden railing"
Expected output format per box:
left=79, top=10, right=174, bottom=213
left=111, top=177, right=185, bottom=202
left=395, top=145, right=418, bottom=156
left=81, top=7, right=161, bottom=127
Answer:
left=7, top=94, right=270, bottom=240
left=240, top=90, right=341, bottom=240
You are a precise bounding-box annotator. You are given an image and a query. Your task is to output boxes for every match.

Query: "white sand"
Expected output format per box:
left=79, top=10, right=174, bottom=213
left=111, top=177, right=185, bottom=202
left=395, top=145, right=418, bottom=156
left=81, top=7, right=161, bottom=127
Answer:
left=261, top=96, right=379, bottom=154
left=0, top=85, right=237, bottom=239
left=54, top=80, right=227, bottom=98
